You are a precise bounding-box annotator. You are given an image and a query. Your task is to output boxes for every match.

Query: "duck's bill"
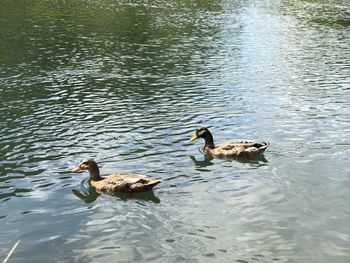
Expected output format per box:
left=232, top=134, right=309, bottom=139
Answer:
left=189, top=133, right=198, bottom=142
left=72, top=166, right=81, bottom=172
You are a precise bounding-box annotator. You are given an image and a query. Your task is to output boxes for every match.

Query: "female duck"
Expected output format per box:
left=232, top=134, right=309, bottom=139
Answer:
left=72, top=159, right=161, bottom=193
left=189, top=127, right=269, bottom=158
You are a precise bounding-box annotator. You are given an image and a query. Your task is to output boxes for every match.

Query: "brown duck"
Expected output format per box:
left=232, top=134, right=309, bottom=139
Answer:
left=189, top=127, right=269, bottom=158
left=72, top=159, right=161, bottom=193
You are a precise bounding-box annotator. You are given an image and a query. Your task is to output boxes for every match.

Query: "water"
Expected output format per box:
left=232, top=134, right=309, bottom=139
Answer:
left=0, top=0, right=349, bottom=262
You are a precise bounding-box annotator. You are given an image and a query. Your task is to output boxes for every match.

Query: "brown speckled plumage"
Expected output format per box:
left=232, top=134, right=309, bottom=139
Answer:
left=72, top=159, right=161, bottom=193
left=91, top=173, right=160, bottom=193
left=189, top=127, right=269, bottom=158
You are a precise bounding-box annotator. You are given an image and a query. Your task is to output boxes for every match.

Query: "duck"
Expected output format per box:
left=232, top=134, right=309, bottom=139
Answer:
left=72, top=159, right=161, bottom=193
left=189, top=127, right=269, bottom=158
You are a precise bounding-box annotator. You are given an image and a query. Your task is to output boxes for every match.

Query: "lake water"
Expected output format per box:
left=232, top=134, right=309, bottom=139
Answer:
left=0, top=0, right=349, bottom=262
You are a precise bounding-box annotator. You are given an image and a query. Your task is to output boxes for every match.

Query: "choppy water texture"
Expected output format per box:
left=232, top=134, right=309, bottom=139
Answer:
left=0, top=0, right=349, bottom=262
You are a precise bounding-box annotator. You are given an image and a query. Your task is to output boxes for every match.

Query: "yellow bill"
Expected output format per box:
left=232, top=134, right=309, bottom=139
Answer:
left=189, top=133, right=198, bottom=142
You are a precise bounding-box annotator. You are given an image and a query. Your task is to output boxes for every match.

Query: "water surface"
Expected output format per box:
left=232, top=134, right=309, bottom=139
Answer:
left=0, top=0, right=349, bottom=262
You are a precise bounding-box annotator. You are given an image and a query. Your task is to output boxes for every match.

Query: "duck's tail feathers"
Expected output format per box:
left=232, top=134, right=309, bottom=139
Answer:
left=143, top=180, right=161, bottom=191
left=257, top=142, right=269, bottom=153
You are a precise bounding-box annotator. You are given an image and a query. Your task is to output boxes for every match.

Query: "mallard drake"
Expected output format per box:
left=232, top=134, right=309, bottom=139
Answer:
left=189, top=127, right=269, bottom=158
left=72, top=159, right=161, bottom=193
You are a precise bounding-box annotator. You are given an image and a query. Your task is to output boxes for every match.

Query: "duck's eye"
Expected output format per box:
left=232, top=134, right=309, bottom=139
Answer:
left=82, top=162, right=89, bottom=165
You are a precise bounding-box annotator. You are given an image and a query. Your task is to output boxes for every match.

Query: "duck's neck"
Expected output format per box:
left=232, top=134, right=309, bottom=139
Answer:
left=204, top=132, right=215, bottom=150
left=88, top=163, right=102, bottom=181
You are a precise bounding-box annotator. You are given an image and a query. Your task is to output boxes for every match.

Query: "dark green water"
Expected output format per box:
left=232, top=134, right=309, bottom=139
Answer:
left=0, top=0, right=349, bottom=262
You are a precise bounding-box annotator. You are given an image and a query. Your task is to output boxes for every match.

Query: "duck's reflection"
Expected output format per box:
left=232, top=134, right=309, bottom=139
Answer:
left=72, top=187, right=99, bottom=203
left=189, top=154, right=215, bottom=168
left=72, top=179, right=160, bottom=203
left=227, top=154, right=269, bottom=165
left=190, top=151, right=269, bottom=168
left=110, top=190, right=160, bottom=203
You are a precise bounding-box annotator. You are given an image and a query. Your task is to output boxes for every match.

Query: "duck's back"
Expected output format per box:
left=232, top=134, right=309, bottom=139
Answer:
left=91, top=173, right=161, bottom=193
left=208, top=141, right=269, bottom=157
